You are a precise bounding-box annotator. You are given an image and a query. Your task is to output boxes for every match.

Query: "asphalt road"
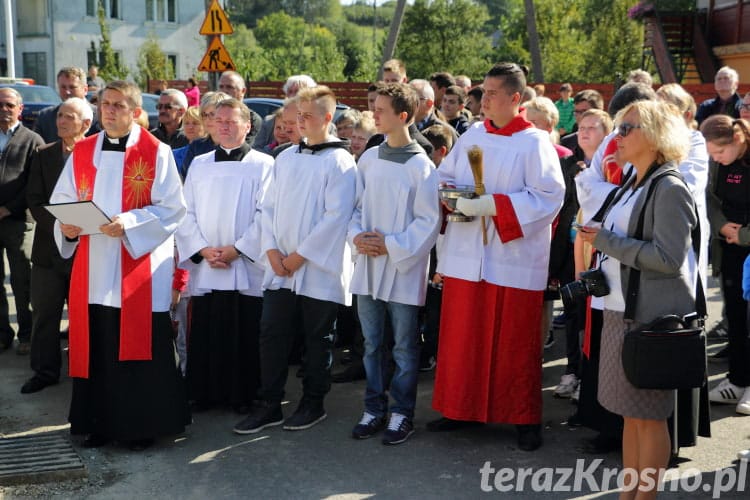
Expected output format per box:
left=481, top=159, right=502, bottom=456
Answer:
left=0, top=261, right=748, bottom=499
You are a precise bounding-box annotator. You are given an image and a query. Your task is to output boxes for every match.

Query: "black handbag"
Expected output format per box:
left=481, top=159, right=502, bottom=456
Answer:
left=620, top=169, right=707, bottom=390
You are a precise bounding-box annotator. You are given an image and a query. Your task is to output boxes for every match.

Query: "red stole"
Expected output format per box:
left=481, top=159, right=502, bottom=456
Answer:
left=483, top=112, right=534, bottom=243
left=68, top=132, right=159, bottom=378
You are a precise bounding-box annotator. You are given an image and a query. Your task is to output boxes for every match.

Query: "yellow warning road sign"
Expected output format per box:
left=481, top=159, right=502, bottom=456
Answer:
left=198, top=37, right=236, bottom=72
left=199, top=0, right=233, bottom=36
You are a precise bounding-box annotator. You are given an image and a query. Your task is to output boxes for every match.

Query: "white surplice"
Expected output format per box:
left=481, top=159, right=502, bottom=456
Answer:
left=260, top=143, right=357, bottom=305
left=348, top=147, right=440, bottom=306
left=436, top=122, right=565, bottom=291
left=176, top=149, right=273, bottom=297
left=51, top=126, right=186, bottom=312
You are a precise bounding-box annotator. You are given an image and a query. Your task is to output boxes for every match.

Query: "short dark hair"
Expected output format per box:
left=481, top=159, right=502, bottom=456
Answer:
left=607, top=82, right=656, bottom=117
left=429, top=72, right=456, bottom=89
left=467, top=86, right=484, bottom=101
left=422, top=124, right=454, bottom=152
left=573, top=89, right=604, bottom=110
left=376, top=83, right=420, bottom=123
left=367, top=82, right=379, bottom=93
left=485, top=62, right=527, bottom=95
left=560, top=83, right=573, bottom=92
left=443, top=85, right=466, bottom=103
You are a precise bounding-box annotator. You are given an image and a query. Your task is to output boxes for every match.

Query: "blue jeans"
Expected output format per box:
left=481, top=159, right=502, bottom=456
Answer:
left=356, top=295, right=419, bottom=419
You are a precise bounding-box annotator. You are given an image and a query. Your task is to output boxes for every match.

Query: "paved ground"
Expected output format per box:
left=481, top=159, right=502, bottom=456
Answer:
left=1, top=262, right=749, bottom=499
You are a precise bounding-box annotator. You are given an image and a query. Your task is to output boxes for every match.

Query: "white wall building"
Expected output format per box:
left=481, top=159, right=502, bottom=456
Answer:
left=0, top=0, right=207, bottom=85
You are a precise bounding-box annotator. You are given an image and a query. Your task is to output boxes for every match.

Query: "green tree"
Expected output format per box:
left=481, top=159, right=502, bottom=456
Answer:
left=582, top=0, right=642, bottom=83
left=95, top=0, right=128, bottom=81
left=135, top=34, right=176, bottom=89
left=397, top=0, right=493, bottom=80
left=224, top=24, right=274, bottom=81
left=225, top=0, right=281, bottom=28
left=251, top=12, right=346, bottom=81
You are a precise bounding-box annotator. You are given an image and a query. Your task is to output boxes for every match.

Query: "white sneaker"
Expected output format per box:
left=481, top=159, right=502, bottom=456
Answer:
left=738, top=449, right=750, bottom=461
left=736, top=387, right=750, bottom=415
left=708, top=378, right=745, bottom=404
left=554, top=374, right=579, bottom=399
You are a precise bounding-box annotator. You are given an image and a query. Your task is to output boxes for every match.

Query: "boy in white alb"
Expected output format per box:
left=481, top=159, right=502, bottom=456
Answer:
left=233, top=87, right=357, bottom=434
left=349, top=83, right=440, bottom=445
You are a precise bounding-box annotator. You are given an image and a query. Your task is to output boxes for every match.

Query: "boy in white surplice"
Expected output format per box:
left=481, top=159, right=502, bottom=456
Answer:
left=233, top=86, right=357, bottom=435
left=349, top=83, right=440, bottom=445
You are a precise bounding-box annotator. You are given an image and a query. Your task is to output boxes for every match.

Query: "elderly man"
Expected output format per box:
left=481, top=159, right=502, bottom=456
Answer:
left=150, top=89, right=189, bottom=149
left=410, top=79, right=458, bottom=141
left=34, top=67, right=99, bottom=143
left=50, top=80, right=189, bottom=450
left=254, top=74, right=317, bottom=151
left=217, top=71, right=262, bottom=144
left=0, top=88, right=45, bottom=354
left=21, top=98, right=92, bottom=393
left=696, top=66, right=743, bottom=125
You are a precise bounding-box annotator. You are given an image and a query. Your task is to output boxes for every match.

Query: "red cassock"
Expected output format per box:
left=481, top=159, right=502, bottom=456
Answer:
left=432, top=114, right=562, bottom=425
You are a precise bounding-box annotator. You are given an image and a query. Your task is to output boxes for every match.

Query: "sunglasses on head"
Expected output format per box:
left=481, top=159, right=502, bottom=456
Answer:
left=618, top=122, right=641, bottom=137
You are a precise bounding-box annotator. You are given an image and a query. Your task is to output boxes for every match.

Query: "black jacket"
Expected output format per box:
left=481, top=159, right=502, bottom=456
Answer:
left=26, top=141, right=72, bottom=268
left=0, top=124, right=45, bottom=219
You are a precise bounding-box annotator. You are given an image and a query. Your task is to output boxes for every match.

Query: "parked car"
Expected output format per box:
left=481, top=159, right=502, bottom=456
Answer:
left=0, top=83, right=61, bottom=129
left=243, top=97, right=350, bottom=121
left=86, top=90, right=159, bottom=129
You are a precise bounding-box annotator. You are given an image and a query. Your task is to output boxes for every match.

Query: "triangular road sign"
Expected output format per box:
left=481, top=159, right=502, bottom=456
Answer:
left=198, top=37, right=236, bottom=72
left=199, top=0, right=233, bottom=36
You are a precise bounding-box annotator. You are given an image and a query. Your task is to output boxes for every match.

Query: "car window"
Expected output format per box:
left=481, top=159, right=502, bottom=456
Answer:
left=0, top=85, right=61, bottom=104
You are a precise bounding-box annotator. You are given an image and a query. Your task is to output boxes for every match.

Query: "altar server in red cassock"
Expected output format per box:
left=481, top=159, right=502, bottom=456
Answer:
left=51, top=80, right=189, bottom=451
left=428, top=63, right=565, bottom=451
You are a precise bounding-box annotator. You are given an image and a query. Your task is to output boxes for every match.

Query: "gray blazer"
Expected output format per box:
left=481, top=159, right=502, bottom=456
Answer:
left=594, top=162, right=699, bottom=325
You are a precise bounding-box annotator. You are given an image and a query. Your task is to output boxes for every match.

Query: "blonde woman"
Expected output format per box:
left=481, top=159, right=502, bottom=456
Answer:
left=580, top=101, right=697, bottom=499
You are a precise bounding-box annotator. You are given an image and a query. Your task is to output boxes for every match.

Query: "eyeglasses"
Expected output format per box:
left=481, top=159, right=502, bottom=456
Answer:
left=618, top=122, right=641, bottom=137
left=201, top=112, right=215, bottom=119
left=156, top=104, right=177, bottom=110
left=0, top=102, right=18, bottom=109
left=740, top=103, right=750, bottom=111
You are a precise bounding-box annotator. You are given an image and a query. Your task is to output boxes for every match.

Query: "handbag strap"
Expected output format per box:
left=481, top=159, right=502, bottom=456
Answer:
left=623, top=169, right=706, bottom=322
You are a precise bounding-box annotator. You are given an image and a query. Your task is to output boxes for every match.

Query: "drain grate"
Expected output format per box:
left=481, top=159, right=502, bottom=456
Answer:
left=0, top=433, right=86, bottom=485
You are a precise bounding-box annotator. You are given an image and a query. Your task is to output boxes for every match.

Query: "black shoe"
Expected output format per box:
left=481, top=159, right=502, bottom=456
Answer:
left=543, top=331, right=555, bottom=349
left=128, top=438, right=154, bottom=451
left=516, top=424, right=542, bottom=451
left=60, top=328, right=69, bottom=340
left=233, top=401, right=283, bottom=435
left=419, top=355, right=437, bottom=372
left=706, top=323, right=728, bottom=342
left=579, top=434, right=621, bottom=454
left=82, top=434, right=110, bottom=448
left=382, top=413, right=415, bottom=445
left=331, top=363, right=365, bottom=383
left=20, top=375, right=58, bottom=394
left=283, top=399, right=327, bottom=431
left=566, top=412, right=583, bottom=428
left=426, top=417, right=481, bottom=432
left=709, top=345, right=730, bottom=362
left=351, top=412, right=387, bottom=439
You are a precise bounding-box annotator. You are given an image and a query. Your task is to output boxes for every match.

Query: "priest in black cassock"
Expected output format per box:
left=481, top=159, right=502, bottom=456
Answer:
left=176, top=98, right=273, bottom=412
